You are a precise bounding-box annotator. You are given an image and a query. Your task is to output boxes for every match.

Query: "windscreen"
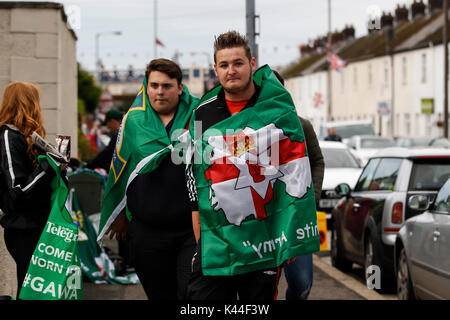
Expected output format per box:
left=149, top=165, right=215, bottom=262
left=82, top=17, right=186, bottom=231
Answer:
left=322, top=147, right=360, bottom=168
left=334, top=124, right=375, bottom=139
left=360, top=138, right=395, bottom=149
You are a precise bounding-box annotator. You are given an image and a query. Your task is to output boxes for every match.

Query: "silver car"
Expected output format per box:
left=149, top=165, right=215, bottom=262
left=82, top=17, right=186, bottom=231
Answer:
left=395, top=178, right=450, bottom=299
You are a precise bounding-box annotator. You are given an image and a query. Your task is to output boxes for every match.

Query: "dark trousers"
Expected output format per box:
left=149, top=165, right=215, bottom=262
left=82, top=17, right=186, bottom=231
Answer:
left=3, top=228, right=42, bottom=299
left=187, top=241, right=281, bottom=300
left=127, top=218, right=196, bottom=300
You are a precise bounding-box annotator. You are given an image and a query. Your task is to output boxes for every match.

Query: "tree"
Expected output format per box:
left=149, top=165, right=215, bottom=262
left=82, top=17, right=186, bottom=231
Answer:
left=77, top=63, right=102, bottom=114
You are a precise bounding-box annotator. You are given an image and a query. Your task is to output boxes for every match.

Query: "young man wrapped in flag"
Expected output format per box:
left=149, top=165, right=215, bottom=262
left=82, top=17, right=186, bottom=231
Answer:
left=186, top=31, right=320, bottom=300
left=97, top=59, right=199, bottom=300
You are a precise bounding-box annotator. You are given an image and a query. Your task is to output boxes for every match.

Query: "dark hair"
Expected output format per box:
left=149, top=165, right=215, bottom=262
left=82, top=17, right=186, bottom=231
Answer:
left=273, top=70, right=285, bottom=86
left=145, top=58, right=182, bottom=85
left=214, top=30, right=252, bottom=63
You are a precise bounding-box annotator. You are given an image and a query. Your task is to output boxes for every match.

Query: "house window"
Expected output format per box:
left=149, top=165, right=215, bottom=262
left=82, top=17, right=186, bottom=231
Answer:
left=402, top=57, right=407, bottom=85
left=404, top=113, right=410, bottom=136
left=421, top=53, right=427, bottom=84
left=193, top=69, right=200, bottom=78
left=368, top=63, right=372, bottom=87
left=384, top=60, right=389, bottom=88
left=353, top=66, right=358, bottom=90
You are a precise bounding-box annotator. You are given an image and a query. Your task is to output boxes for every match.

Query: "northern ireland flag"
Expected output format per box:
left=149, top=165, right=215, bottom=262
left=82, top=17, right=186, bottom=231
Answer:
left=205, top=123, right=312, bottom=227
left=190, top=65, right=320, bottom=276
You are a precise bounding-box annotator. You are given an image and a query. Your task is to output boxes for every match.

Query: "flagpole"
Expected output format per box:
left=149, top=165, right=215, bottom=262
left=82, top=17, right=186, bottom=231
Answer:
left=154, top=0, right=158, bottom=59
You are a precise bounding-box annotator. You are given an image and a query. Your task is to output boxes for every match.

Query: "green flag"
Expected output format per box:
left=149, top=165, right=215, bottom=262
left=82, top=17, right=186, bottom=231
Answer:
left=69, top=187, right=139, bottom=284
left=19, top=155, right=83, bottom=300
left=97, top=79, right=199, bottom=241
left=190, top=65, right=320, bottom=276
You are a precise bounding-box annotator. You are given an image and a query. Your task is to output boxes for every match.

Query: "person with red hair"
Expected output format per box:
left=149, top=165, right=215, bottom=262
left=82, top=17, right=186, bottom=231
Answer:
left=0, top=82, right=56, bottom=298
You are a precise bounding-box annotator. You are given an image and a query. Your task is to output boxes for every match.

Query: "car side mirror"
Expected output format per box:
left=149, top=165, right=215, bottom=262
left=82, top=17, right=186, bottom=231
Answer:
left=335, top=183, right=351, bottom=197
left=408, top=195, right=430, bottom=211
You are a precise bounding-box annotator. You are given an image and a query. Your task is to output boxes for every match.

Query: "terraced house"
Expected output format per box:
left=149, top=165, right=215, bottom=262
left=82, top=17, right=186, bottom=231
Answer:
left=283, top=0, right=450, bottom=139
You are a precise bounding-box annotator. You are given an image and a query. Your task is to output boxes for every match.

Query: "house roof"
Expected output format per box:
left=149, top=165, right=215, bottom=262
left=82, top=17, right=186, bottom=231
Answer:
left=283, top=10, right=444, bottom=78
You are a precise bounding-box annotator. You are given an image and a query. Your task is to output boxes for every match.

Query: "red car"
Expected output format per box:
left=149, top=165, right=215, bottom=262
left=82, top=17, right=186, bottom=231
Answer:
left=331, top=147, right=450, bottom=291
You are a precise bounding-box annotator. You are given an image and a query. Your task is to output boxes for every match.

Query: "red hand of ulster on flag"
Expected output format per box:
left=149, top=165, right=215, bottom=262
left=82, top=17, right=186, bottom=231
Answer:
left=205, top=123, right=312, bottom=226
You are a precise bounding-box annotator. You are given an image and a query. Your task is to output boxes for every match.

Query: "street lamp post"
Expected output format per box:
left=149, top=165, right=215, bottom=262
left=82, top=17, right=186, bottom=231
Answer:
left=95, top=31, right=122, bottom=81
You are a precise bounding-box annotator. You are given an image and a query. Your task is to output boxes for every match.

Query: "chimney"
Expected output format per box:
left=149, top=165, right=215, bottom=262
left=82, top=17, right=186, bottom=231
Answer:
left=299, top=44, right=314, bottom=58
left=343, top=25, right=355, bottom=40
left=411, top=0, right=426, bottom=20
left=428, top=0, right=450, bottom=15
left=394, top=4, right=409, bottom=26
left=331, top=30, right=344, bottom=44
left=380, top=11, right=394, bottom=29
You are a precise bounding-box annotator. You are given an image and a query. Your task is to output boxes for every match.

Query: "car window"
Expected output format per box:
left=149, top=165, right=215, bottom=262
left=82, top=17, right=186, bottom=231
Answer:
left=434, top=179, right=450, bottom=214
left=360, top=138, right=395, bottom=149
left=334, top=124, right=375, bottom=139
left=412, top=137, right=432, bottom=146
left=321, top=147, right=360, bottom=168
left=409, top=159, right=450, bottom=191
left=370, top=158, right=402, bottom=191
left=354, top=158, right=381, bottom=192
left=431, top=138, right=450, bottom=148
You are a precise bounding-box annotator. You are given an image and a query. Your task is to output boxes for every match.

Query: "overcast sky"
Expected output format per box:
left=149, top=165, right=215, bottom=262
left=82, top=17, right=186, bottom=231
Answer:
left=21, top=0, right=413, bottom=71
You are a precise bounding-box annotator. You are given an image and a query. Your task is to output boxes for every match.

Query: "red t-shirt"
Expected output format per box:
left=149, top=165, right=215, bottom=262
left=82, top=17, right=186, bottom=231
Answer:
left=226, top=98, right=249, bottom=115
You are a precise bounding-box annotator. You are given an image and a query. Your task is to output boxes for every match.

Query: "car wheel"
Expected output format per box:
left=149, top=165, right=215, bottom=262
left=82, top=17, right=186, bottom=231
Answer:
left=364, top=233, right=395, bottom=292
left=397, top=248, right=415, bottom=300
left=331, top=227, right=352, bottom=272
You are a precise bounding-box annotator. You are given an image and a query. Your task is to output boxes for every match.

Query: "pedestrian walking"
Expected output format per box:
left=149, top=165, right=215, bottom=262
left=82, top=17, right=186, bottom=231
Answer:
left=85, top=109, right=123, bottom=171
left=0, top=82, right=57, bottom=298
left=98, top=59, right=199, bottom=300
left=324, top=127, right=342, bottom=142
left=186, top=31, right=320, bottom=300
left=273, top=70, right=325, bottom=300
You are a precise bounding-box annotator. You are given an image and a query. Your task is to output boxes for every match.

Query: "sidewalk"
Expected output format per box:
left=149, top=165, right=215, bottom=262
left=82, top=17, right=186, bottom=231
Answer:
left=82, top=253, right=380, bottom=300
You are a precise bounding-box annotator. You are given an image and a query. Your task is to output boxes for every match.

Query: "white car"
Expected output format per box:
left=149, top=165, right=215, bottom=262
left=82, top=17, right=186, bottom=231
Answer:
left=318, top=141, right=363, bottom=225
left=346, top=135, right=396, bottom=165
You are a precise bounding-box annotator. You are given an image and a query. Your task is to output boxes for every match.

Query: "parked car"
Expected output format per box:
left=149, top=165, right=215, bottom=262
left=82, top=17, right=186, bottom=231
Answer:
left=318, top=120, right=375, bottom=143
left=346, top=135, right=396, bottom=165
left=395, top=136, right=450, bottom=149
left=331, top=147, right=450, bottom=291
left=394, top=178, right=450, bottom=300
left=318, top=141, right=363, bottom=228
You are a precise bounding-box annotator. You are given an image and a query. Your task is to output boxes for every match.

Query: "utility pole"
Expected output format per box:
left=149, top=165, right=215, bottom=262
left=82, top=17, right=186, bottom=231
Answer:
left=154, top=0, right=158, bottom=59
left=387, top=26, right=395, bottom=138
left=246, top=0, right=259, bottom=66
left=444, top=0, right=449, bottom=138
left=327, top=0, right=332, bottom=121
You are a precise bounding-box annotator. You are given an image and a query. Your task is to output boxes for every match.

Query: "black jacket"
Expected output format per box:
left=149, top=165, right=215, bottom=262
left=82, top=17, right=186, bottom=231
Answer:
left=126, top=118, right=192, bottom=230
left=85, top=130, right=118, bottom=171
left=0, top=125, right=54, bottom=230
left=298, top=117, right=324, bottom=203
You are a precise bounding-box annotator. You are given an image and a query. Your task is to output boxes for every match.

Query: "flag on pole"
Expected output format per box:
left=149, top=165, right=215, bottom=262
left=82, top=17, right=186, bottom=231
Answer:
left=327, top=50, right=346, bottom=72
left=155, top=38, right=165, bottom=48
left=189, top=65, right=320, bottom=276
left=97, top=78, right=199, bottom=242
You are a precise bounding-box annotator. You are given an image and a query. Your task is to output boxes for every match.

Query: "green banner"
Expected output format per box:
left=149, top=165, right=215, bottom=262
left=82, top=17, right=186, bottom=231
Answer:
left=97, top=79, right=199, bottom=242
left=19, top=155, right=83, bottom=300
left=191, top=65, right=320, bottom=276
left=71, top=187, right=139, bottom=284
